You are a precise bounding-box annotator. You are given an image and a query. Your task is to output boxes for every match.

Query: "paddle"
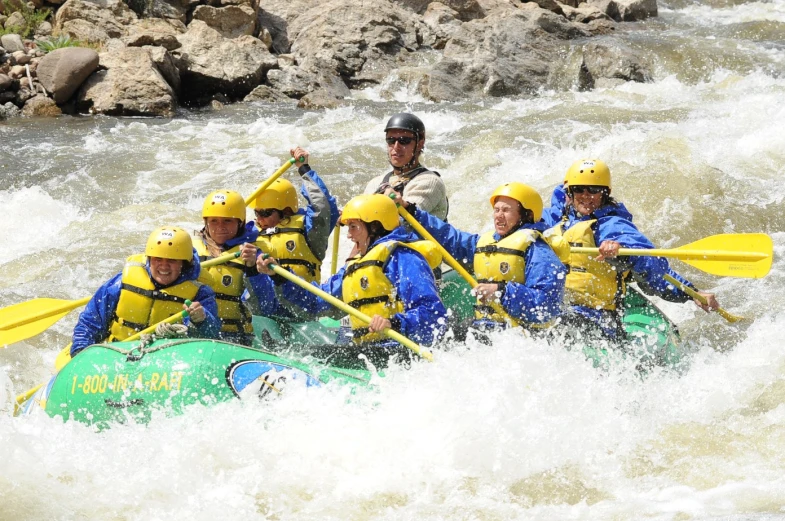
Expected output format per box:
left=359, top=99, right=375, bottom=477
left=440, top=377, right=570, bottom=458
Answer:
left=330, top=222, right=340, bottom=275
left=15, top=305, right=193, bottom=408
left=0, top=252, right=240, bottom=348
left=261, top=257, right=433, bottom=362
left=570, top=233, right=772, bottom=278
left=393, top=202, right=516, bottom=323
left=663, top=274, right=744, bottom=323
left=244, top=156, right=305, bottom=207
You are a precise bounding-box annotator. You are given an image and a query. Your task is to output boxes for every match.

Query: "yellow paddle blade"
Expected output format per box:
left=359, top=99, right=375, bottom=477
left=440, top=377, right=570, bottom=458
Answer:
left=0, top=297, right=91, bottom=346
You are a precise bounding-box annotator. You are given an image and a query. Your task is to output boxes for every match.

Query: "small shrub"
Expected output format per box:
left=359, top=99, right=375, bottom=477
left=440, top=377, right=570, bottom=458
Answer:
left=36, top=35, right=84, bottom=53
left=0, top=0, right=51, bottom=39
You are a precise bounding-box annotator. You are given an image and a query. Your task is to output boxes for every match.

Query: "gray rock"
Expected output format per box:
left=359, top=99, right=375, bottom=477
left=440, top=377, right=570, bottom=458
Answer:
left=143, top=45, right=180, bottom=92
left=4, top=12, right=26, bottom=31
left=54, top=0, right=138, bottom=45
left=587, top=0, right=655, bottom=21
left=173, top=20, right=277, bottom=102
left=36, top=21, right=53, bottom=36
left=579, top=41, right=651, bottom=89
left=192, top=4, right=256, bottom=39
left=122, top=18, right=184, bottom=50
left=77, top=47, right=177, bottom=116
left=243, top=84, right=296, bottom=103
left=0, top=34, right=25, bottom=53
left=11, top=51, right=30, bottom=65
left=0, top=101, right=21, bottom=119
left=36, top=47, right=100, bottom=103
left=297, top=89, right=343, bottom=109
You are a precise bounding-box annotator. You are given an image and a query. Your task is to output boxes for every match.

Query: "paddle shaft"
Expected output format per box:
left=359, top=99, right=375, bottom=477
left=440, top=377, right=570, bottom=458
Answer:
left=570, top=247, right=767, bottom=262
left=266, top=262, right=433, bottom=362
left=330, top=222, right=340, bottom=276
left=396, top=205, right=516, bottom=322
left=244, top=157, right=303, bottom=206
left=663, top=274, right=744, bottom=323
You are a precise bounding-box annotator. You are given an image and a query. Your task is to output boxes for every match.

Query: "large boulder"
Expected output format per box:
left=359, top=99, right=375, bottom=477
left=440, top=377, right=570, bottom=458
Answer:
left=191, top=4, right=256, bottom=39
left=0, top=34, right=24, bottom=53
left=578, top=41, right=651, bottom=89
left=76, top=47, right=176, bottom=116
left=420, top=7, right=588, bottom=100
left=22, top=95, right=63, bottom=116
left=54, top=0, right=137, bottom=44
left=122, top=18, right=185, bottom=50
left=286, top=0, right=429, bottom=86
left=173, top=20, right=277, bottom=102
left=36, top=47, right=100, bottom=103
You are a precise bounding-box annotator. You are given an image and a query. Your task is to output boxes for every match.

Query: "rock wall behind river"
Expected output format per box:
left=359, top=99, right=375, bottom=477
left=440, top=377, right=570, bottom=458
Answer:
left=0, top=0, right=657, bottom=118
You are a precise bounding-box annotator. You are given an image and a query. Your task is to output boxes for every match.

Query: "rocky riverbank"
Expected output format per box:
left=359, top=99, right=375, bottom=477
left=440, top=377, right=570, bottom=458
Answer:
left=0, top=0, right=657, bottom=119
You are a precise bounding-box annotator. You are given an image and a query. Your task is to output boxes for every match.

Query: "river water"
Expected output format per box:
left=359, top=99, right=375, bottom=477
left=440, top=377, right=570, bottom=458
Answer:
left=1, top=0, right=784, bottom=518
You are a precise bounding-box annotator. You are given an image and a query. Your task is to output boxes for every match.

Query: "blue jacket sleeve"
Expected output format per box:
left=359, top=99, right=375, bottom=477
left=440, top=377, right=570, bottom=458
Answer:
left=277, top=267, right=345, bottom=316
left=385, top=247, right=447, bottom=345
left=414, top=208, right=479, bottom=265
left=245, top=270, right=284, bottom=317
left=188, top=285, right=222, bottom=338
left=596, top=217, right=692, bottom=302
left=71, top=273, right=123, bottom=356
left=501, top=239, right=566, bottom=323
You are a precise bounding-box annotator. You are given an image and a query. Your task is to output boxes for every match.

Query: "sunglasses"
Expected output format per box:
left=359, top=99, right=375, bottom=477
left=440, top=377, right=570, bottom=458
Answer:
left=571, top=186, right=605, bottom=195
left=385, top=136, right=415, bottom=146
left=254, top=208, right=277, bottom=218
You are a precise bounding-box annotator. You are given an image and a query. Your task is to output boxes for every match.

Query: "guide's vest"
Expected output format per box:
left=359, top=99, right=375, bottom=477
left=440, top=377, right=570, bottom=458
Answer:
left=108, top=254, right=201, bottom=341
left=548, top=219, right=627, bottom=311
left=255, top=214, right=321, bottom=283
left=473, top=229, right=541, bottom=328
left=194, top=239, right=254, bottom=335
left=342, top=241, right=437, bottom=344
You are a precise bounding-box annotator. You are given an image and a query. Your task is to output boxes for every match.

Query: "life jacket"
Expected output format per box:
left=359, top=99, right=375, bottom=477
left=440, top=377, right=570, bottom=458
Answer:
left=255, top=214, right=321, bottom=283
left=342, top=241, right=421, bottom=344
left=193, top=238, right=254, bottom=335
left=548, top=219, right=627, bottom=311
left=473, top=229, right=541, bottom=328
left=108, top=254, right=201, bottom=341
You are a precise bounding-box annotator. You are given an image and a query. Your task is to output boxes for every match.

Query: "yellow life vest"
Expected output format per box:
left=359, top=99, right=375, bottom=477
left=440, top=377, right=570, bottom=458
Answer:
left=255, top=214, right=321, bottom=283
left=548, top=219, right=627, bottom=311
left=342, top=241, right=413, bottom=344
left=108, top=254, right=201, bottom=341
left=473, top=229, right=540, bottom=327
left=193, top=238, right=254, bottom=335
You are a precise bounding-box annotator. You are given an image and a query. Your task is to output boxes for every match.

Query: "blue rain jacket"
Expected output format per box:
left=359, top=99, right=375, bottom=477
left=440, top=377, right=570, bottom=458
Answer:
left=541, top=201, right=695, bottom=335
left=280, top=226, right=447, bottom=346
left=414, top=208, right=566, bottom=327
left=71, top=250, right=221, bottom=356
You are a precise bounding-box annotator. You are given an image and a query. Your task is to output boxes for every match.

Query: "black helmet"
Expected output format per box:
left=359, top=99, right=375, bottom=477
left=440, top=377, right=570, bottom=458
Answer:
left=384, top=113, right=425, bottom=137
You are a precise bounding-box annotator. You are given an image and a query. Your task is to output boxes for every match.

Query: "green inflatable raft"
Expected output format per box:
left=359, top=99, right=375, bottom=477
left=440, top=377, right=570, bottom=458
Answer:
left=17, top=270, right=683, bottom=426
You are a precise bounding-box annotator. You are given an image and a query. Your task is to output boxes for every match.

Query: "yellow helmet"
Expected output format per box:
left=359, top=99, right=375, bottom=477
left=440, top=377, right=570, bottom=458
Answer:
left=202, top=189, right=246, bottom=220
left=251, top=179, right=298, bottom=212
left=145, top=226, right=193, bottom=261
left=565, top=159, right=611, bottom=190
left=340, top=194, right=399, bottom=231
left=489, top=182, right=543, bottom=222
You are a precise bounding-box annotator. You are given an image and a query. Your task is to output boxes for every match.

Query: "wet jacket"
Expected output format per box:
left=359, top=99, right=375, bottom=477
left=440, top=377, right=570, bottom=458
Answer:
left=413, top=208, right=566, bottom=327
left=279, top=227, right=447, bottom=346
left=542, top=201, right=695, bottom=335
left=71, top=250, right=221, bottom=356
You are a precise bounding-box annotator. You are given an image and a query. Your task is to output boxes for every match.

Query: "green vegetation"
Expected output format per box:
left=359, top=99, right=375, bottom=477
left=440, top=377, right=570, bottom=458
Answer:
left=1, top=0, right=51, bottom=39
left=35, top=35, right=85, bottom=53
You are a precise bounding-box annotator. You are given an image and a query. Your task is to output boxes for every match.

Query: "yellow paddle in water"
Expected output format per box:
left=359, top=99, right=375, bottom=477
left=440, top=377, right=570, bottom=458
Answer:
left=570, top=233, right=772, bottom=278
left=0, top=251, right=241, bottom=347
left=663, top=274, right=745, bottom=323
left=244, top=156, right=305, bottom=206
left=15, top=305, right=193, bottom=408
left=262, top=257, right=433, bottom=362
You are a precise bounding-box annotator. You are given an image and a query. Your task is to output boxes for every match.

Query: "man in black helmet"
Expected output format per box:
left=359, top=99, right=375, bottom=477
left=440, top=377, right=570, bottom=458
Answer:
left=364, top=112, right=449, bottom=221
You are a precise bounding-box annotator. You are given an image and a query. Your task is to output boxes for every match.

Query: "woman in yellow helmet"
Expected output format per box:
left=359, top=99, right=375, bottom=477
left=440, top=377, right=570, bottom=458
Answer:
left=542, top=159, right=719, bottom=339
left=401, top=182, right=567, bottom=335
left=71, top=226, right=220, bottom=356
left=195, top=189, right=279, bottom=345
left=256, top=194, right=446, bottom=365
left=245, top=147, right=338, bottom=319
